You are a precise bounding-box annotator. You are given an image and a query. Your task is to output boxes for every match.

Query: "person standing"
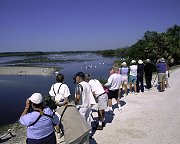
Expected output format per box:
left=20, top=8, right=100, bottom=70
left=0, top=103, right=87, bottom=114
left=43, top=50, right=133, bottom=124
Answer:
left=129, top=60, right=138, bottom=94
left=49, top=73, right=71, bottom=138
left=85, top=73, right=108, bottom=130
left=74, top=72, right=96, bottom=139
left=144, top=59, right=155, bottom=90
left=136, top=60, right=144, bottom=93
left=19, top=93, right=60, bottom=144
left=156, top=58, right=167, bottom=92
left=104, top=66, right=122, bottom=112
left=119, top=62, right=129, bottom=97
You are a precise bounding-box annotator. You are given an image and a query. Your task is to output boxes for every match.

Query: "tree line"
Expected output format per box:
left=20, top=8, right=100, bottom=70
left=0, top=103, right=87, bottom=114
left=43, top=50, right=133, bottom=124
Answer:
left=97, top=24, right=180, bottom=66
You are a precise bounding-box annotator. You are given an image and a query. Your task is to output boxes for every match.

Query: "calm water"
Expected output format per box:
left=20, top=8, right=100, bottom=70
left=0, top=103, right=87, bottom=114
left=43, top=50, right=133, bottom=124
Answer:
left=0, top=53, right=115, bottom=126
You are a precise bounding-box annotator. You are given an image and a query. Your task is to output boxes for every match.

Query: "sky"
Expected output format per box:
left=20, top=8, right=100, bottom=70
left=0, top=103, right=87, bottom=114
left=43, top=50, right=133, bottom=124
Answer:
left=0, top=0, right=180, bottom=52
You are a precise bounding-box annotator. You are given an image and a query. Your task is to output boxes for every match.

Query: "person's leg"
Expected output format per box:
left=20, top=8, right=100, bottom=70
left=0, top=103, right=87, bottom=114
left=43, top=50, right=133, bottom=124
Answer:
left=136, top=77, right=140, bottom=93
left=129, top=83, right=132, bottom=93
left=140, top=76, right=144, bottom=92
left=134, top=84, right=137, bottom=94
left=97, top=110, right=103, bottom=130
left=124, top=83, right=127, bottom=96
left=162, top=74, right=166, bottom=91
left=145, top=75, right=149, bottom=89
left=107, top=90, right=113, bottom=111
left=149, top=75, right=152, bottom=88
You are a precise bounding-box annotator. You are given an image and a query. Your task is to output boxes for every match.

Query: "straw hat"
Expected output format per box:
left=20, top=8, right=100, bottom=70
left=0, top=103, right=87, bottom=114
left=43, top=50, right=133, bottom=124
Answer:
left=121, top=62, right=127, bottom=66
left=160, top=58, right=165, bottom=62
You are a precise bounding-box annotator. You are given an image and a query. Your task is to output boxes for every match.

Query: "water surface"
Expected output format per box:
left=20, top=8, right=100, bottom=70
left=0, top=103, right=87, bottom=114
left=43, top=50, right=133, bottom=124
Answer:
left=0, top=53, right=115, bottom=126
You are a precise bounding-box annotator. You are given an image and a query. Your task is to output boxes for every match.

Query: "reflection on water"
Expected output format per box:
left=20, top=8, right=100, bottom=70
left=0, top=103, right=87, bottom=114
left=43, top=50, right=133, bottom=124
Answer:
left=0, top=53, right=115, bottom=126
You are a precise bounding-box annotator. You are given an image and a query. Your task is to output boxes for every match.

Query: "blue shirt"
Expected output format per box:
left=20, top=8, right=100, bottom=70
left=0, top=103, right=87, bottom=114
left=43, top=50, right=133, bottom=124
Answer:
left=156, top=62, right=167, bottom=73
left=19, top=107, right=59, bottom=139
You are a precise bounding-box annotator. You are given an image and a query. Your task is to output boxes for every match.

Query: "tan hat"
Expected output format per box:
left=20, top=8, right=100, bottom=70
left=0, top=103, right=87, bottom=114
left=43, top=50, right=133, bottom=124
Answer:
left=121, top=62, right=127, bottom=66
left=29, top=93, right=43, bottom=104
left=160, top=58, right=165, bottom=62
left=138, top=60, right=143, bottom=64
left=146, top=59, right=151, bottom=63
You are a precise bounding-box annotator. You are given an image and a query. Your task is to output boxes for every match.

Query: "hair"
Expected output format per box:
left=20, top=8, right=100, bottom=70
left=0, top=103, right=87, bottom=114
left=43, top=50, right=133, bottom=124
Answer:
left=56, top=73, right=64, bottom=82
left=85, top=73, right=91, bottom=82
left=31, top=102, right=44, bottom=110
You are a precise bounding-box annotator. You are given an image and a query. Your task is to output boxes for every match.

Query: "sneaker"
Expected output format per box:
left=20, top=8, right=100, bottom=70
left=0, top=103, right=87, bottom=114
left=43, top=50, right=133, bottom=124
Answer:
left=134, top=92, right=138, bottom=95
left=57, top=132, right=64, bottom=138
left=123, top=93, right=127, bottom=97
left=96, top=125, right=103, bottom=130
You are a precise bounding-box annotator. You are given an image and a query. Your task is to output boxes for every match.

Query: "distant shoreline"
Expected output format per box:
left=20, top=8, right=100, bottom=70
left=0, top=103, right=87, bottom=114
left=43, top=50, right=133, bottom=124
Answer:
left=0, top=66, right=58, bottom=76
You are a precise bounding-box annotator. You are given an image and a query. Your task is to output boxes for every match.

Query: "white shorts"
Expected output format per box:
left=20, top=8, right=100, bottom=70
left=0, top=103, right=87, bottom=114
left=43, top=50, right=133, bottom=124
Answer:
left=121, top=75, right=128, bottom=84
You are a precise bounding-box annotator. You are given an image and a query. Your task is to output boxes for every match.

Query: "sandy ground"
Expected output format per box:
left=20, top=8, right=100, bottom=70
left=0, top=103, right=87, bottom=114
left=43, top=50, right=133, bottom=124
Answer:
left=0, top=66, right=57, bottom=76
left=1, top=67, right=180, bottom=144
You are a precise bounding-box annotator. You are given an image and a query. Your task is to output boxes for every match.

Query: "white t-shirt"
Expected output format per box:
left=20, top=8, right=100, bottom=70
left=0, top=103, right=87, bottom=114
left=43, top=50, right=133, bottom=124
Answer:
left=129, top=65, right=137, bottom=76
left=77, top=81, right=96, bottom=108
left=88, top=79, right=105, bottom=97
left=104, top=73, right=122, bottom=90
left=49, top=82, right=71, bottom=102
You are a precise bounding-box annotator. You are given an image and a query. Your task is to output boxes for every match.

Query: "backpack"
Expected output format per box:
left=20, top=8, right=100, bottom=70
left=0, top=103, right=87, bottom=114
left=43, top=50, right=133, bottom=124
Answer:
left=45, top=83, right=63, bottom=110
left=44, top=95, right=57, bottom=110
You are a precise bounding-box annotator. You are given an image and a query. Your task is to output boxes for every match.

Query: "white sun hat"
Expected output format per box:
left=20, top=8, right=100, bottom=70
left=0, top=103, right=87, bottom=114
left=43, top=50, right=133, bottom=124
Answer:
left=131, top=60, right=136, bottom=64
left=29, top=93, right=43, bottom=104
left=138, top=60, right=143, bottom=64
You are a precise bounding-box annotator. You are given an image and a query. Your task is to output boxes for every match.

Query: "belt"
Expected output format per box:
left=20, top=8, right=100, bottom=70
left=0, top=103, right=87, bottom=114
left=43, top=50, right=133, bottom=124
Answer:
left=98, top=92, right=106, bottom=97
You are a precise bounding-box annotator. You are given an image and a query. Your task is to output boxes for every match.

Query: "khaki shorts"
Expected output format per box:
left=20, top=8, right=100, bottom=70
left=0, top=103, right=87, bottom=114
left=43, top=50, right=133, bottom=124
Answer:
left=158, top=73, right=166, bottom=83
left=97, top=93, right=108, bottom=110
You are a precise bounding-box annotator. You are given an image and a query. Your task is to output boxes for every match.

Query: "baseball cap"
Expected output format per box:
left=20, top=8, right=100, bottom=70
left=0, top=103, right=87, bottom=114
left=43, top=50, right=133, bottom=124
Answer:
left=75, top=72, right=85, bottom=78
left=29, top=93, right=43, bottom=104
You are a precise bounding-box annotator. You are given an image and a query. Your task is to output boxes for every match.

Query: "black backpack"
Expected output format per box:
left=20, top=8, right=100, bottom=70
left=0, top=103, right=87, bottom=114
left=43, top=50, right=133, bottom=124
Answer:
left=44, top=95, right=57, bottom=110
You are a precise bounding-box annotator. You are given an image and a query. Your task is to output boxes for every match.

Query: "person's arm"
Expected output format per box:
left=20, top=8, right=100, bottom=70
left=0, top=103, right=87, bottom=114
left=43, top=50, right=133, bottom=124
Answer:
left=75, top=84, right=83, bottom=105
left=21, top=99, right=31, bottom=116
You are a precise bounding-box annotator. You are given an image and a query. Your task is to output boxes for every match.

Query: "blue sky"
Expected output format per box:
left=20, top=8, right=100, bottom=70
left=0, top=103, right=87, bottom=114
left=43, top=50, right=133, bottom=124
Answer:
left=0, top=0, right=180, bottom=52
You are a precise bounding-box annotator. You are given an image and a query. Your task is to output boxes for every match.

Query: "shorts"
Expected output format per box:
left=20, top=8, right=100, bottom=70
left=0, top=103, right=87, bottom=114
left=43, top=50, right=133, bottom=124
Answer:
left=158, top=73, right=166, bottom=83
left=129, top=75, right=137, bottom=84
left=108, top=89, right=119, bottom=99
left=97, top=93, right=108, bottom=110
left=121, top=75, right=128, bottom=84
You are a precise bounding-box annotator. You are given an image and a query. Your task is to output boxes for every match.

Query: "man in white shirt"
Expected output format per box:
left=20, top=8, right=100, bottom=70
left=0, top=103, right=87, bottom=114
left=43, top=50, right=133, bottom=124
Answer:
left=74, top=72, right=96, bottom=132
left=85, top=74, right=108, bottom=130
left=104, top=66, right=122, bottom=113
left=49, top=73, right=71, bottom=137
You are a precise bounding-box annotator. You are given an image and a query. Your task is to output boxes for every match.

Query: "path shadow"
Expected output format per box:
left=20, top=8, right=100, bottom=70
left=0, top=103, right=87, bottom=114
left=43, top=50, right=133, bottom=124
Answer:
left=89, top=137, right=97, bottom=144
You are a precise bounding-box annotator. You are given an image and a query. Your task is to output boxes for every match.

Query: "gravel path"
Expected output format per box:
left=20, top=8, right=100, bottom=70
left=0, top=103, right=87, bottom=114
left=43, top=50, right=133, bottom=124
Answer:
left=90, top=67, right=180, bottom=144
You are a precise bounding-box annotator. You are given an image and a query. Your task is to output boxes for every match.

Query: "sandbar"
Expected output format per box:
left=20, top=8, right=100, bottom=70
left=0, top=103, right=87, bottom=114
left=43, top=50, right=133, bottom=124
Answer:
left=0, top=66, right=58, bottom=76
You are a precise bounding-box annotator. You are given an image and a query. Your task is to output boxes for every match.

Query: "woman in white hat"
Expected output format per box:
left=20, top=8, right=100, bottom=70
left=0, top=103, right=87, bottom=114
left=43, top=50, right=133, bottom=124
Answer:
left=19, top=93, right=60, bottom=144
left=129, top=60, right=138, bottom=94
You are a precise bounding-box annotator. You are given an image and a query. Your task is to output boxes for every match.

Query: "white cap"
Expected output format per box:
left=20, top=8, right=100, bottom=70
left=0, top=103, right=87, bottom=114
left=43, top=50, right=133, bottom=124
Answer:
left=131, top=60, right=136, bottom=64
left=138, top=60, right=143, bottom=64
left=29, top=93, right=43, bottom=104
